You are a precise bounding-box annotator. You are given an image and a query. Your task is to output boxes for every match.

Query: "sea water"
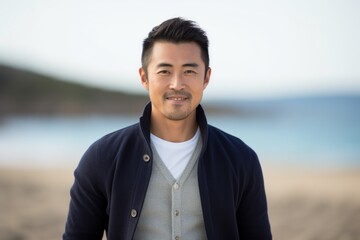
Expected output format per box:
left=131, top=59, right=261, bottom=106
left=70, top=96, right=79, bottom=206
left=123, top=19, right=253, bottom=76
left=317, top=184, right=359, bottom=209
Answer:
left=0, top=96, right=359, bottom=169
left=207, top=96, right=360, bottom=168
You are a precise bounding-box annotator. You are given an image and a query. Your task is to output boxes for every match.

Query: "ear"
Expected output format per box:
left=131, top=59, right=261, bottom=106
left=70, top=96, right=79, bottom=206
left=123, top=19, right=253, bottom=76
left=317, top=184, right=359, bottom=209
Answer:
left=203, top=67, right=211, bottom=90
left=139, top=67, right=149, bottom=91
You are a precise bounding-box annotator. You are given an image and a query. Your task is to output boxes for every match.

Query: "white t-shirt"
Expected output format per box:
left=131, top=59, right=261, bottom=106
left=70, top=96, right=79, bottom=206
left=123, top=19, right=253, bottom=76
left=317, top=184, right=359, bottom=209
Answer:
left=150, top=128, right=201, bottom=180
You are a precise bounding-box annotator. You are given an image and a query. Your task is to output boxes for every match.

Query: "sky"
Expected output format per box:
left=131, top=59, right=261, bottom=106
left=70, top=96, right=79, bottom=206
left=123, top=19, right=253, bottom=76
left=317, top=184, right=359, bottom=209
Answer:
left=0, top=0, right=359, bottom=100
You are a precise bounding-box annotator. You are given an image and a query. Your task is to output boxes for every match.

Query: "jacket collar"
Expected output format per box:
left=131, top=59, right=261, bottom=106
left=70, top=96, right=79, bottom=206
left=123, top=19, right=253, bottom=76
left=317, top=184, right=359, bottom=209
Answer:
left=139, top=102, right=209, bottom=151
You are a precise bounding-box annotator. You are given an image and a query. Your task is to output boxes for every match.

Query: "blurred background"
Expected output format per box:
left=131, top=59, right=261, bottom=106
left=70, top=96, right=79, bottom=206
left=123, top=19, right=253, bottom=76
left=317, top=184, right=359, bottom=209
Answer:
left=0, top=0, right=359, bottom=239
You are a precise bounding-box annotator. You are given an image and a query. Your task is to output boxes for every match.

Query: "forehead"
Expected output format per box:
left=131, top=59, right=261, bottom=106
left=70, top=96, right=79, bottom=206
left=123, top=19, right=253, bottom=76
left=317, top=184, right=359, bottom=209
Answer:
left=148, top=41, right=204, bottom=67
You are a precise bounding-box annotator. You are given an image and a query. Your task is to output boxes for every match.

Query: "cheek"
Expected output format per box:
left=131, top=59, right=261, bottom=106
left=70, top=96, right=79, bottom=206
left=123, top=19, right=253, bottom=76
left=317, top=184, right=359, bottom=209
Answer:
left=149, top=79, right=167, bottom=91
left=196, top=82, right=207, bottom=91
left=147, top=83, right=163, bottom=98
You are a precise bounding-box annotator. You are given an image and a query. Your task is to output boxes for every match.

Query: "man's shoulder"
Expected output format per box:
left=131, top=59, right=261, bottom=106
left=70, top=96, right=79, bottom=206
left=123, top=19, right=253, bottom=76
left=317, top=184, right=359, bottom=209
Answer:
left=77, top=122, right=142, bottom=170
left=97, top=123, right=140, bottom=146
left=208, top=125, right=250, bottom=149
left=85, top=122, right=141, bottom=157
left=207, top=125, right=258, bottom=162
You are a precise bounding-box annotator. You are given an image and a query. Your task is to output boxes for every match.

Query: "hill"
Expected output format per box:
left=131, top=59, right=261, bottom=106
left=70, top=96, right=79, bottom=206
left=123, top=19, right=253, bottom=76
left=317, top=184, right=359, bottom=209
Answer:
left=0, top=65, right=149, bottom=116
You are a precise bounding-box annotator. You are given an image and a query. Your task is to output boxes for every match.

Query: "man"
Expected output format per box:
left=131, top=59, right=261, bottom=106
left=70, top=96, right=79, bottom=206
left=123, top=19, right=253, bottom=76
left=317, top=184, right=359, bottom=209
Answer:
left=63, top=17, right=272, bottom=240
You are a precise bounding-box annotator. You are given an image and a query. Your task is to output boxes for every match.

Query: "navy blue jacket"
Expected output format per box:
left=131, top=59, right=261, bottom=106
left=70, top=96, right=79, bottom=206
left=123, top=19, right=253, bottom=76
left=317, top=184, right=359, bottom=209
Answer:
left=63, top=103, right=272, bottom=239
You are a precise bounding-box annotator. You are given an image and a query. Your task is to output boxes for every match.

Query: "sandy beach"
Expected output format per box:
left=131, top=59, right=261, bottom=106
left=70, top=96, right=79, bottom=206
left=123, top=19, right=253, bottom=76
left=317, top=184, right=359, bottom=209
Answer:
left=0, top=166, right=359, bottom=240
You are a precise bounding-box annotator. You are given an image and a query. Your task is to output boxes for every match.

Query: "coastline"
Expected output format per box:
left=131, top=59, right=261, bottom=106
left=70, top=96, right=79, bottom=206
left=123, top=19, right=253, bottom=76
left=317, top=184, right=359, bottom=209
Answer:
left=0, top=166, right=359, bottom=240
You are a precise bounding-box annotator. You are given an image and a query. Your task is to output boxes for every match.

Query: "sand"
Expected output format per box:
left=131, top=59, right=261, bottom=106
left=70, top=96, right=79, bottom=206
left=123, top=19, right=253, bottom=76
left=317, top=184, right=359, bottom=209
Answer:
left=0, top=166, right=359, bottom=240
left=264, top=167, right=360, bottom=240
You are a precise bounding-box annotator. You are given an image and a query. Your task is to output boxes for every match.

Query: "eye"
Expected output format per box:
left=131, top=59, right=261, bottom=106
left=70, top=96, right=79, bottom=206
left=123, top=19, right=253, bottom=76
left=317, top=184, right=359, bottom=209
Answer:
left=184, top=69, right=197, bottom=75
left=157, top=70, right=170, bottom=75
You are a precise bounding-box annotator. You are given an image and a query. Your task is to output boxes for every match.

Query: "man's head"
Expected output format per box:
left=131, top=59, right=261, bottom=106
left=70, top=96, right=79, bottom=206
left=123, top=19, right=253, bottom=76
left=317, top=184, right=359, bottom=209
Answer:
left=141, top=17, right=209, bottom=75
left=139, top=18, right=211, bottom=130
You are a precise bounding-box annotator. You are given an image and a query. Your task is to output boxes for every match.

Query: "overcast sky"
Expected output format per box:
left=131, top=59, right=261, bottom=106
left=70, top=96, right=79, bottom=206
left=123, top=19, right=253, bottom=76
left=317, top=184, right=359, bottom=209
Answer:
left=0, top=0, right=359, bottom=99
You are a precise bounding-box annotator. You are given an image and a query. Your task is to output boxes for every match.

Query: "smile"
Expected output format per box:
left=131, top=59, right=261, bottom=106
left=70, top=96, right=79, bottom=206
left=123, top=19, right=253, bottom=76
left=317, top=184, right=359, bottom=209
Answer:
left=167, top=97, right=187, bottom=101
left=165, top=91, right=191, bottom=102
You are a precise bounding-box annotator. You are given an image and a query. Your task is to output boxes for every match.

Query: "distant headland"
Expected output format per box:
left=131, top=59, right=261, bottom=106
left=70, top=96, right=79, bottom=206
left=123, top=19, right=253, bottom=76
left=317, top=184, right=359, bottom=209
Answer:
left=0, top=64, right=149, bottom=116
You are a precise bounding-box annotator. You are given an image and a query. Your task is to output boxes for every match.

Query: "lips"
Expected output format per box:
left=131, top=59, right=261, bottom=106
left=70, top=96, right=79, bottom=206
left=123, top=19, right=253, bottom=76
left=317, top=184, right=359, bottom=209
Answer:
left=165, top=91, right=191, bottom=101
left=167, top=97, right=187, bottom=101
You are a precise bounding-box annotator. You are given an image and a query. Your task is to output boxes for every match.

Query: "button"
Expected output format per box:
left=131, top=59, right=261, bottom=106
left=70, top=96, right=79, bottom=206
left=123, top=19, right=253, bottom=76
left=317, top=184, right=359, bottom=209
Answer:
left=173, top=183, right=179, bottom=189
left=175, top=210, right=179, bottom=216
left=143, top=154, right=150, bottom=162
left=131, top=209, right=137, bottom=218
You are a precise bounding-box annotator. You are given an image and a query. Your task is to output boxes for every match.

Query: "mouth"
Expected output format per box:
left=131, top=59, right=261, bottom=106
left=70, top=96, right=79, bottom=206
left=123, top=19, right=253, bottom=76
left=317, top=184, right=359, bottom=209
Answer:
left=165, top=92, right=191, bottom=102
left=166, top=96, right=188, bottom=101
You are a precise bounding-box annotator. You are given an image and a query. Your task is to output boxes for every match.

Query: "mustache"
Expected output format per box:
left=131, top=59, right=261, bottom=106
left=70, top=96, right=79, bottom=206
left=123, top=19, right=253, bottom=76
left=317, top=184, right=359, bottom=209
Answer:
left=164, top=91, right=192, bottom=99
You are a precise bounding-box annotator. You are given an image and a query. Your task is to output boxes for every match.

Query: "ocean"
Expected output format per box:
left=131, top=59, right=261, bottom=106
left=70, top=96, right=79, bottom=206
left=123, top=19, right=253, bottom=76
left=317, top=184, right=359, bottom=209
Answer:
left=0, top=96, right=359, bottom=169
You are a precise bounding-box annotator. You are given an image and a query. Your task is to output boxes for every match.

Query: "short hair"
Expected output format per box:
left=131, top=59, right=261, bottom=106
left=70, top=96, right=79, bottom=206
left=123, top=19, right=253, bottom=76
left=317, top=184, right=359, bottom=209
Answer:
left=141, top=17, right=209, bottom=74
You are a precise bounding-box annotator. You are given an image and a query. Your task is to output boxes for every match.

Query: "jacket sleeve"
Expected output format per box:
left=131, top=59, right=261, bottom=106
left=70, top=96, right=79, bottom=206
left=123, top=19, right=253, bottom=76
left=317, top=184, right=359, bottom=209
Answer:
left=63, top=142, right=107, bottom=240
left=237, top=150, right=272, bottom=239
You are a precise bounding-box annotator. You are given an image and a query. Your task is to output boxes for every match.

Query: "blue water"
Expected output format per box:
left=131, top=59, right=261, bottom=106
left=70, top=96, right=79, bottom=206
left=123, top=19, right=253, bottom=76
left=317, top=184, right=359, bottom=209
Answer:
left=0, top=96, right=359, bottom=168
left=207, top=96, right=360, bottom=168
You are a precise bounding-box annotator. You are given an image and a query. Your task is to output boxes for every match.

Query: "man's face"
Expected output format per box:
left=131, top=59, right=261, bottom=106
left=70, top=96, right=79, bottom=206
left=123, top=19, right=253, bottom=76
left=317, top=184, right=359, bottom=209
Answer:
left=140, top=41, right=211, bottom=123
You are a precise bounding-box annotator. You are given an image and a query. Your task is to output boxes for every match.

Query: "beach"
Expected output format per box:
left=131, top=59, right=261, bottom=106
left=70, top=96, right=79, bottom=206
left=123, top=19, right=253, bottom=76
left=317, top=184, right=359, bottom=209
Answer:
left=264, top=167, right=360, bottom=240
left=0, top=166, right=359, bottom=240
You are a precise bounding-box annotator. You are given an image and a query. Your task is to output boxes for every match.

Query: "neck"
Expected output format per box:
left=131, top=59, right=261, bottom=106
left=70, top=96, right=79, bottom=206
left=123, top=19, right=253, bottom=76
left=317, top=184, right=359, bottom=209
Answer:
left=150, top=114, right=198, bottom=143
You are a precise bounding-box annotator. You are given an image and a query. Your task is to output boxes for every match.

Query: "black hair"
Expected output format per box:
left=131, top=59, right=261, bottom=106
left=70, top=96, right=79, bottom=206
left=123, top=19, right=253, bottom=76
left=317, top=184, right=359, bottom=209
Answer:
left=141, top=17, right=209, bottom=73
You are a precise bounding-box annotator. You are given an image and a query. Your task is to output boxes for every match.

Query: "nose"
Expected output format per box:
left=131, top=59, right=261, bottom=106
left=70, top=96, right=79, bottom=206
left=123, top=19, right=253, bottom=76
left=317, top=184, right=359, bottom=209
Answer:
left=169, top=73, right=184, bottom=90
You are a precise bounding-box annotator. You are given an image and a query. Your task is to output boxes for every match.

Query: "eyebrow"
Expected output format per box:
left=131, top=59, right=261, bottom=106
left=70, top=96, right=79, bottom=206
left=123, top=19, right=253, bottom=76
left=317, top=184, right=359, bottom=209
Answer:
left=183, top=63, right=199, bottom=68
left=156, top=62, right=199, bottom=68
